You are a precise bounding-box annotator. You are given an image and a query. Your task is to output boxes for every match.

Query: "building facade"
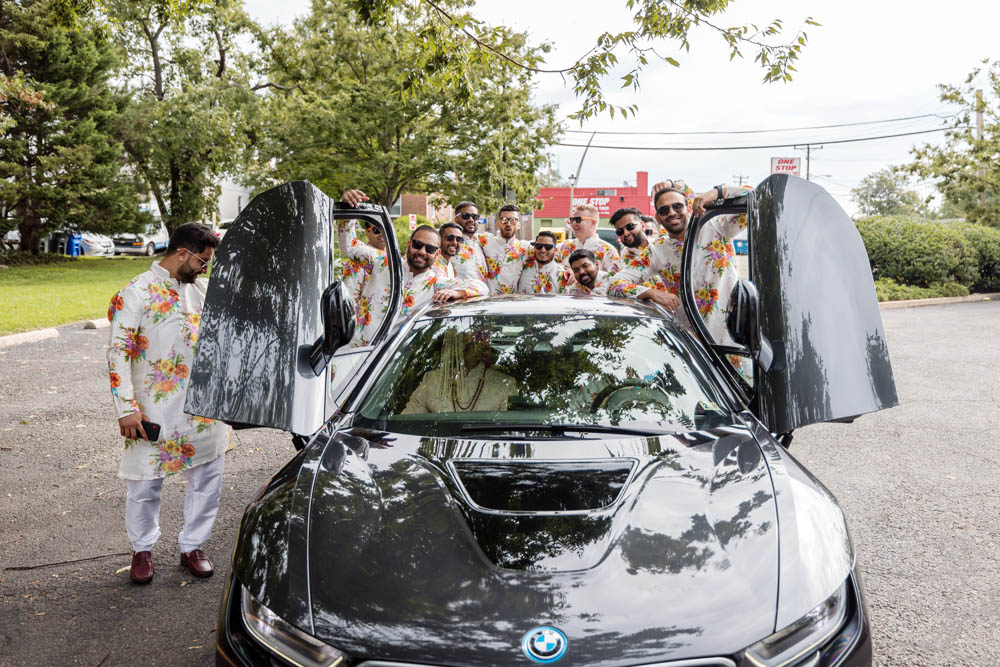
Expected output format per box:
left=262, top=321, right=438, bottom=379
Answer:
left=534, top=171, right=654, bottom=227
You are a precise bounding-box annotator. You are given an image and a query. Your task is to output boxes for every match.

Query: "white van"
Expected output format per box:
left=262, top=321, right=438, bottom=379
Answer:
left=114, top=220, right=169, bottom=256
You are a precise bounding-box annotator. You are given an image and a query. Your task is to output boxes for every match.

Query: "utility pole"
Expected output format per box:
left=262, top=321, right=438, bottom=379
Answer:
left=977, top=89, right=985, bottom=208
left=568, top=131, right=597, bottom=237
left=732, top=174, right=748, bottom=186
left=793, top=144, right=823, bottom=180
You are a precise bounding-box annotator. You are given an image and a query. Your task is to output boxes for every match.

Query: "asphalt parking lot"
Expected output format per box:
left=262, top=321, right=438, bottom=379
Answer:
left=1, top=301, right=998, bottom=666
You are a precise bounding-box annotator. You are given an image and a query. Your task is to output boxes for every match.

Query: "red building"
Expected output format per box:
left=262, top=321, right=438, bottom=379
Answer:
left=534, top=171, right=653, bottom=227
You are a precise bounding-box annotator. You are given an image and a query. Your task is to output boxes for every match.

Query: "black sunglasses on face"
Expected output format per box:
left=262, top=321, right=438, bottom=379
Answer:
left=532, top=242, right=555, bottom=251
left=615, top=222, right=639, bottom=236
left=458, top=212, right=479, bottom=221
left=443, top=233, right=463, bottom=242
left=657, top=202, right=687, bottom=216
left=410, top=239, right=439, bottom=254
left=363, top=225, right=382, bottom=235
left=644, top=229, right=656, bottom=236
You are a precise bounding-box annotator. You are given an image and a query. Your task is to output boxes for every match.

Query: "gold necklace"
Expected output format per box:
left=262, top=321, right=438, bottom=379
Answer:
left=450, top=342, right=487, bottom=411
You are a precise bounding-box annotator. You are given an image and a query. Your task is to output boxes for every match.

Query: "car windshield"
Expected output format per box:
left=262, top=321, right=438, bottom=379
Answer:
left=353, top=314, right=734, bottom=437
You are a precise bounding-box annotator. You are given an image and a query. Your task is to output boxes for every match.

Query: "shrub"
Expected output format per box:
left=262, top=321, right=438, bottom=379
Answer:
left=0, top=250, right=78, bottom=267
left=874, top=278, right=969, bottom=302
left=856, top=216, right=979, bottom=288
left=953, top=222, right=1000, bottom=292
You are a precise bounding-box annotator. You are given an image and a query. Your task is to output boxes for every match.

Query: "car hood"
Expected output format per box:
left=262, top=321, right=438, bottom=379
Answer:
left=305, top=426, right=780, bottom=666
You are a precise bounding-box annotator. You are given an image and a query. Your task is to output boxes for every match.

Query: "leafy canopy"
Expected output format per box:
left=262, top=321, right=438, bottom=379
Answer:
left=350, top=0, right=818, bottom=121
left=851, top=169, right=929, bottom=218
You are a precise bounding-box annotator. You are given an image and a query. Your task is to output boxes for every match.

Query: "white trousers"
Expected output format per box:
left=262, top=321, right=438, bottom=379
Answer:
left=124, top=454, right=225, bottom=553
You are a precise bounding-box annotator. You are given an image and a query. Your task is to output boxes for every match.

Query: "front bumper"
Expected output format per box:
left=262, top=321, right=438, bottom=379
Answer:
left=216, top=570, right=872, bottom=667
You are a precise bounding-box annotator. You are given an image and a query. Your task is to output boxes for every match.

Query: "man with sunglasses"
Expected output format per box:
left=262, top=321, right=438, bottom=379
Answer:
left=433, top=222, right=464, bottom=279
left=608, top=179, right=746, bottom=342
left=556, top=203, right=621, bottom=274
left=641, top=215, right=659, bottom=241
left=349, top=221, right=488, bottom=347
left=515, top=231, right=572, bottom=294
left=451, top=200, right=490, bottom=285
left=336, top=215, right=390, bottom=303
left=106, top=222, right=232, bottom=584
left=478, top=204, right=533, bottom=294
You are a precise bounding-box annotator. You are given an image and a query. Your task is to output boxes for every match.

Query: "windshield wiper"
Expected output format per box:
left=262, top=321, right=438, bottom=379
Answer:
left=460, top=423, right=672, bottom=437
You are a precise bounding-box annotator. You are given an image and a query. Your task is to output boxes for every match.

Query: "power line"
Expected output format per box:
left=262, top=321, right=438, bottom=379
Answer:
left=554, top=127, right=952, bottom=151
left=563, top=112, right=958, bottom=136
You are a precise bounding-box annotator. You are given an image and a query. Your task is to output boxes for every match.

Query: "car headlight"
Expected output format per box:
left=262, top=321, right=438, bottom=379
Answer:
left=742, top=580, right=849, bottom=667
left=240, top=585, right=349, bottom=667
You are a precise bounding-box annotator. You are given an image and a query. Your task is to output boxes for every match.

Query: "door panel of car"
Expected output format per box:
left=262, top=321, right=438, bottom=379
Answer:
left=185, top=181, right=402, bottom=435
left=681, top=175, right=897, bottom=434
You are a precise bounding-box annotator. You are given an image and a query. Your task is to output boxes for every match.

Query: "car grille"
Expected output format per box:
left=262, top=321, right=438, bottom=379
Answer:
left=358, top=660, right=737, bottom=667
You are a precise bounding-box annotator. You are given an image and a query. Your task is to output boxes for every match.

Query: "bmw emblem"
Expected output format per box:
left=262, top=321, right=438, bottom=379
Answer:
left=521, top=626, right=568, bottom=663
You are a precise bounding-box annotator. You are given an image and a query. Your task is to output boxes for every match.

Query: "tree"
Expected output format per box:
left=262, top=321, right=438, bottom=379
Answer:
left=851, top=169, right=929, bottom=218
left=351, top=0, right=818, bottom=121
left=905, top=60, right=1000, bottom=227
left=248, top=0, right=560, bottom=214
left=0, top=1, right=144, bottom=253
left=105, top=0, right=263, bottom=230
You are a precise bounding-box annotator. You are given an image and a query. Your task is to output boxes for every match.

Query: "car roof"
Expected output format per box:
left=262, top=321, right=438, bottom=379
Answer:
left=415, top=293, right=670, bottom=321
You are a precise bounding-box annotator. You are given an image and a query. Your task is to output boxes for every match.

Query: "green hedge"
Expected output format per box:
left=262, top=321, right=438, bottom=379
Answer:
left=854, top=216, right=996, bottom=288
left=951, top=222, right=1000, bottom=291
left=874, top=278, right=968, bottom=302
left=393, top=214, right=432, bottom=253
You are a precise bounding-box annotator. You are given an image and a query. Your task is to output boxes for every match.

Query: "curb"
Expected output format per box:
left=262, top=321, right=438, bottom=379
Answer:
left=83, top=318, right=110, bottom=330
left=0, top=328, right=60, bottom=349
left=879, top=292, right=998, bottom=310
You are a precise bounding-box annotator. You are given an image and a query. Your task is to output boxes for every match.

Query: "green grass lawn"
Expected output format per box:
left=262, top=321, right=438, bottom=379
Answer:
left=0, top=256, right=157, bottom=335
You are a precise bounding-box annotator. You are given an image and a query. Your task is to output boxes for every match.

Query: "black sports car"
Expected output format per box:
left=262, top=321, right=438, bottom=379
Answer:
left=187, top=176, right=897, bottom=667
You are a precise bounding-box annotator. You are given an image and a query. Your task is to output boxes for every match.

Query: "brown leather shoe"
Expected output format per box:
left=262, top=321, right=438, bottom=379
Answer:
left=180, top=549, right=214, bottom=578
left=130, top=551, right=154, bottom=584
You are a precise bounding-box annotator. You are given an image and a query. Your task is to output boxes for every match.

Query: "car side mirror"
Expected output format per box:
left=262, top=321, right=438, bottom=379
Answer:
left=726, top=280, right=775, bottom=372
left=308, top=281, right=356, bottom=375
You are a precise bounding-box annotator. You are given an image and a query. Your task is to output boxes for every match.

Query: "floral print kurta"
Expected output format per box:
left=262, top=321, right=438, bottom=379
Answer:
left=565, top=270, right=610, bottom=296
left=477, top=232, right=532, bottom=294
left=556, top=236, right=622, bottom=275
left=350, top=262, right=489, bottom=347
left=336, top=219, right=387, bottom=302
left=608, top=213, right=747, bottom=342
left=515, top=257, right=572, bottom=295
left=453, top=234, right=489, bottom=285
left=106, top=262, right=231, bottom=481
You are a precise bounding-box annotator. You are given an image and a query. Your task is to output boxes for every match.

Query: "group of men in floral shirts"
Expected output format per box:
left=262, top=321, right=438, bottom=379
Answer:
left=339, top=178, right=747, bottom=345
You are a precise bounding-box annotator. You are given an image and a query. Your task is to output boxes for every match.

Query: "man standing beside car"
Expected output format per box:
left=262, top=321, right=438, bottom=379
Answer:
left=342, top=190, right=488, bottom=346
left=451, top=200, right=490, bottom=286
left=336, top=218, right=389, bottom=303
left=512, top=231, right=572, bottom=294
left=106, top=223, right=231, bottom=585
left=608, top=179, right=745, bottom=342
left=478, top=204, right=532, bottom=293
left=565, top=249, right=610, bottom=296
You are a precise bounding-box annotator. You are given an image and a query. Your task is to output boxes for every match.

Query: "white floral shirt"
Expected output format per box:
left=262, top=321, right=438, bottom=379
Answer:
left=454, top=234, right=489, bottom=285
left=477, top=232, right=533, bottom=293
left=556, top=235, right=622, bottom=275
left=351, top=263, right=488, bottom=347
left=565, top=270, right=610, bottom=296
left=336, top=219, right=388, bottom=302
left=106, top=262, right=231, bottom=480
left=608, top=213, right=747, bottom=342
left=515, top=256, right=572, bottom=295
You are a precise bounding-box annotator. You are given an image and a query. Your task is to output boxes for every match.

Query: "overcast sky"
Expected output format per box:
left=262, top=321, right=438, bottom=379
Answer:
left=244, top=0, right=996, bottom=214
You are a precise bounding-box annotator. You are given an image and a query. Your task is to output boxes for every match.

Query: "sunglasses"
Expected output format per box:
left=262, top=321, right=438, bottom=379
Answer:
left=184, top=250, right=211, bottom=269
left=615, top=222, right=639, bottom=236
left=644, top=229, right=656, bottom=236
left=656, top=202, right=688, bottom=216
left=568, top=216, right=597, bottom=225
left=410, top=239, right=439, bottom=254
left=442, top=233, right=463, bottom=242
left=498, top=216, right=519, bottom=224
left=458, top=212, right=479, bottom=221
left=363, top=225, right=382, bottom=236
left=532, top=242, right=556, bottom=251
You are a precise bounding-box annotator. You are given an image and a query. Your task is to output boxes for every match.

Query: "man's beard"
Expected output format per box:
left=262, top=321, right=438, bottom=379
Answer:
left=621, top=234, right=643, bottom=249
left=407, top=252, right=431, bottom=272
left=578, top=272, right=595, bottom=287
left=178, top=262, right=199, bottom=284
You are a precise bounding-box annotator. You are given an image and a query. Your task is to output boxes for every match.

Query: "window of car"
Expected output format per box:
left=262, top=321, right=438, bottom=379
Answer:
left=353, top=314, right=735, bottom=437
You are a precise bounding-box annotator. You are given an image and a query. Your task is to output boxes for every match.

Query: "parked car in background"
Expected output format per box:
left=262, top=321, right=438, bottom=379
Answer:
left=114, top=220, right=169, bottom=256
left=2, top=229, right=19, bottom=250
left=80, top=232, right=114, bottom=256
left=596, top=225, right=623, bottom=252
